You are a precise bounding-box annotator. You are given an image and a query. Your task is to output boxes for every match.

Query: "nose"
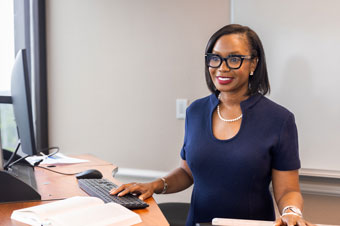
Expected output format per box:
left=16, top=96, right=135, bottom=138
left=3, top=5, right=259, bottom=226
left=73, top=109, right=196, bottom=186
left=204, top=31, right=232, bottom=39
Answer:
left=219, top=59, right=230, bottom=72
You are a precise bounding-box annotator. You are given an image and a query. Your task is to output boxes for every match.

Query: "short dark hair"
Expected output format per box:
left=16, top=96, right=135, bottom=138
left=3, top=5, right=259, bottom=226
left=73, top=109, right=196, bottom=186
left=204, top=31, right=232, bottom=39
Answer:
left=204, top=24, right=270, bottom=96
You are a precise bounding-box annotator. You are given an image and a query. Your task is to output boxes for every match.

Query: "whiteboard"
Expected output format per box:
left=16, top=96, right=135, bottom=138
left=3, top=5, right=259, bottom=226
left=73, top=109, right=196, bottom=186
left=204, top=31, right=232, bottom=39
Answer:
left=232, top=0, right=340, bottom=172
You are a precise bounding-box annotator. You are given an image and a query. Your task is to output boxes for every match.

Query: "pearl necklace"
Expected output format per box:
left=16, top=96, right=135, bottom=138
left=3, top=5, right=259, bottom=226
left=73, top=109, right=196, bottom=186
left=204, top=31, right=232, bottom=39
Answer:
left=217, top=94, right=243, bottom=123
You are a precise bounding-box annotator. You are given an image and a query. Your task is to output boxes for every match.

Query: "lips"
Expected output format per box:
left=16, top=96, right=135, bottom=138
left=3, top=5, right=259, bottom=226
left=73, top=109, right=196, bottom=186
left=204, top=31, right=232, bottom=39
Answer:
left=216, top=76, right=233, bottom=85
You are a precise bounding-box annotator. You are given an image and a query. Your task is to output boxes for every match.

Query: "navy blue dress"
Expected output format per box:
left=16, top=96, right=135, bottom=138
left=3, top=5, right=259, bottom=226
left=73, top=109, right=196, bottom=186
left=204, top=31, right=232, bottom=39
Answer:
left=180, top=93, right=300, bottom=226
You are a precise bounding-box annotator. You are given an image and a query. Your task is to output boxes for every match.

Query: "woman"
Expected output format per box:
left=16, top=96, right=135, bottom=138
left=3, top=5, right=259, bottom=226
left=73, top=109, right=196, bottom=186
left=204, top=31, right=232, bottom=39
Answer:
left=111, top=24, right=314, bottom=226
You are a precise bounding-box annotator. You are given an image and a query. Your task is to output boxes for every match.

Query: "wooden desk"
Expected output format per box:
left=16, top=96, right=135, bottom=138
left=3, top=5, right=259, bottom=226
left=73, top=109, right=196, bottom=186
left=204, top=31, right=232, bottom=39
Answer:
left=0, top=154, right=169, bottom=226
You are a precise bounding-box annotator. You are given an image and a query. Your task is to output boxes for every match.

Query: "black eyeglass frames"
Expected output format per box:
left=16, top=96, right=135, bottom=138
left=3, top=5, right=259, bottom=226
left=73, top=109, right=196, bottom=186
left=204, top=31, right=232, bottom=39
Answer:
left=205, top=53, right=253, bottom=69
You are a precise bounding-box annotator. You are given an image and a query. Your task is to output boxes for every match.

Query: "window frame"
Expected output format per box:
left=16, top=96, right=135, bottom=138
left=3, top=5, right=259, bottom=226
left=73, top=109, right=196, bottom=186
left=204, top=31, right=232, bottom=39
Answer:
left=0, top=0, right=48, bottom=154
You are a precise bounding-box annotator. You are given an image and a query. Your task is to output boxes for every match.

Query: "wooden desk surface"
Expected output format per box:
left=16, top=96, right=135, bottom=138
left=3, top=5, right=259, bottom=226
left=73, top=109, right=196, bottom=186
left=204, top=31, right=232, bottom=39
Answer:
left=0, top=154, right=169, bottom=226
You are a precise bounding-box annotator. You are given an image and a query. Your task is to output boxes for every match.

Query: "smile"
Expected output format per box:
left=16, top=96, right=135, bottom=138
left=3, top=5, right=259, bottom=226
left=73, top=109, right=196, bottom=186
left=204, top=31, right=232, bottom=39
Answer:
left=217, top=77, right=232, bottom=81
left=216, top=76, right=233, bottom=84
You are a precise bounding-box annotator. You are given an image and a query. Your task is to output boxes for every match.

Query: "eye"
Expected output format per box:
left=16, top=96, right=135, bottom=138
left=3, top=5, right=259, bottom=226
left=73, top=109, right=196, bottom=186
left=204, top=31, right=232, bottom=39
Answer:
left=229, top=57, right=241, bottom=63
left=206, top=54, right=222, bottom=68
left=210, top=55, right=220, bottom=62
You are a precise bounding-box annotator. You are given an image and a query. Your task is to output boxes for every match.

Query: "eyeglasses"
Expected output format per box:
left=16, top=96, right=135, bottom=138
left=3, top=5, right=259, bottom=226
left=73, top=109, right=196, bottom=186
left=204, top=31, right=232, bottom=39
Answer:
left=205, top=53, right=253, bottom=69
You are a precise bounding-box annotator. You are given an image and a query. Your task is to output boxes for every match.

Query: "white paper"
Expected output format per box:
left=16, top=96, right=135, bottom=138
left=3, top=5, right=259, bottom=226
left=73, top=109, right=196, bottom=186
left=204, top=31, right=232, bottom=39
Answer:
left=47, top=202, right=141, bottom=226
left=212, top=218, right=273, bottom=226
left=212, top=218, right=338, bottom=226
left=25, top=153, right=89, bottom=166
left=11, top=197, right=101, bottom=226
left=11, top=196, right=142, bottom=226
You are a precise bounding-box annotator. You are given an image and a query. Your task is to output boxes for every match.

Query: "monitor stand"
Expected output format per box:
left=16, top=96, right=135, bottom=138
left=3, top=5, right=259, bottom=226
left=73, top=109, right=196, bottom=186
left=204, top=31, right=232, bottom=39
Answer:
left=0, top=149, right=41, bottom=203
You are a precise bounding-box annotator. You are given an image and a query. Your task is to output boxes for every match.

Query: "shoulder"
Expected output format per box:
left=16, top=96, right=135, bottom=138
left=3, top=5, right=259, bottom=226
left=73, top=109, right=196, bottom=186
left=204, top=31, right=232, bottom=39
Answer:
left=186, top=94, right=216, bottom=114
left=256, top=95, right=294, bottom=121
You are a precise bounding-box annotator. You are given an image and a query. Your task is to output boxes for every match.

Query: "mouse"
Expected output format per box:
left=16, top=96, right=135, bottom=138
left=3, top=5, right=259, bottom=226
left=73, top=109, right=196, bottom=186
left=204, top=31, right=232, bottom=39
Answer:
left=75, top=169, right=103, bottom=179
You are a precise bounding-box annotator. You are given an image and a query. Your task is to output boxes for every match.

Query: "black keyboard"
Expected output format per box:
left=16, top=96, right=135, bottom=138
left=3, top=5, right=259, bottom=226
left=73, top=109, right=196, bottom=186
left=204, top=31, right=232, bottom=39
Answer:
left=77, top=178, right=149, bottom=209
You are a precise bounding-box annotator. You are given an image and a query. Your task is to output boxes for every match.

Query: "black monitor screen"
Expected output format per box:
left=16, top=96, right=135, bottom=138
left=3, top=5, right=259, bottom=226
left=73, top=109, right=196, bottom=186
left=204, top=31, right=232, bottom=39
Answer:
left=11, top=49, right=37, bottom=156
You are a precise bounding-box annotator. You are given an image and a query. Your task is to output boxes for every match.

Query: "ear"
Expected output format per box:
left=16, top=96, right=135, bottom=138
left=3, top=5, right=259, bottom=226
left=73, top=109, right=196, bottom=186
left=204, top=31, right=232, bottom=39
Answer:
left=250, top=57, right=258, bottom=73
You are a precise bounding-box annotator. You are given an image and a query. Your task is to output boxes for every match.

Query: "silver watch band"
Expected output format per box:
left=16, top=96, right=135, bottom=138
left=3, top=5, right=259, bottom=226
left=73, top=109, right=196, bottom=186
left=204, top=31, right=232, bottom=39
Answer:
left=282, top=206, right=302, bottom=217
left=160, top=177, right=168, bottom=194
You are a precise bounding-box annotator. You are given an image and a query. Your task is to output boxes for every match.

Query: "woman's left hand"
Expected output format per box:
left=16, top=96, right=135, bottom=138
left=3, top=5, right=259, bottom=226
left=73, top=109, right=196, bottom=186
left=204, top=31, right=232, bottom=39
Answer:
left=274, top=215, right=316, bottom=226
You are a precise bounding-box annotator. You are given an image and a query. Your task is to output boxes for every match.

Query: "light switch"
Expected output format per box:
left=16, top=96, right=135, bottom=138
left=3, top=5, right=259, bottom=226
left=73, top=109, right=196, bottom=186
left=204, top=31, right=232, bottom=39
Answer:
left=176, top=99, right=187, bottom=119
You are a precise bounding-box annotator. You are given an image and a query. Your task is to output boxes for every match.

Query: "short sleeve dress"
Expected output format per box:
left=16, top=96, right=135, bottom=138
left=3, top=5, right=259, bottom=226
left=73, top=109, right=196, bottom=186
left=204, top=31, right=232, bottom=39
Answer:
left=180, top=93, right=300, bottom=226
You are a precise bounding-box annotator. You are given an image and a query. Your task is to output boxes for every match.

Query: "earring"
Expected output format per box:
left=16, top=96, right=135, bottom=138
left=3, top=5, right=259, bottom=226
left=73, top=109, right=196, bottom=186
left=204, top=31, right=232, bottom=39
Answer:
left=250, top=71, right=254, bottom=76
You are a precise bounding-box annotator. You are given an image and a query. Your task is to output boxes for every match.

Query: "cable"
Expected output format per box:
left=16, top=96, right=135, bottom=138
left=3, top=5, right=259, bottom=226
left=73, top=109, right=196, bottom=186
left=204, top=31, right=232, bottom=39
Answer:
left=36, top=165, right=81, bottom=176
left=33, top=147, right=60, bottom=167
left=3, top=140, right=21, bottom=170
left=3, top=144, right=77, bottom=176
left=6, top=146, right=60, bottom=169
left=39, top=146, right=59, bottom=155
left=6, top=154, right=31, bottom=169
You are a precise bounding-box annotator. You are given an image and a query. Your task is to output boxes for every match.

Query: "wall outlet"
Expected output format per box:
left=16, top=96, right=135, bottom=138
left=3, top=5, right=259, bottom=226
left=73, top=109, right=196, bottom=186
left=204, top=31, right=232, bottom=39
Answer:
left=176, top=99, right=188, bottom=119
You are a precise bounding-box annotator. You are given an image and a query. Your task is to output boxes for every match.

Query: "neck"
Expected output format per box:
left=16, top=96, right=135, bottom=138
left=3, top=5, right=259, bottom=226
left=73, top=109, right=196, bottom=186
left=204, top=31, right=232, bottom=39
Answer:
left=218, top=91, right=249, bottom=107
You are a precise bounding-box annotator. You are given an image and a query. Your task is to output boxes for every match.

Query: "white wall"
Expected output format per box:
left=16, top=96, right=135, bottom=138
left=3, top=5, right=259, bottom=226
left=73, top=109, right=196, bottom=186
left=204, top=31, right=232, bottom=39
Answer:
left=46, top=1, right=340, bottom=223
left=231, top=1, right=340, bottom=223
left=46, top=0, right=230, bottom=171
left=232, top=0, right=340, bottom=172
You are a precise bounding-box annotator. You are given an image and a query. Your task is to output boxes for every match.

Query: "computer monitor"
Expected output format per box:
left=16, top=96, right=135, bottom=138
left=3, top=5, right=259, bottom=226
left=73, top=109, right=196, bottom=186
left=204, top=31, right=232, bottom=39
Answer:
left=0, top=49, right=41, bottom=203
left=11, top=49, right=37, bottom=157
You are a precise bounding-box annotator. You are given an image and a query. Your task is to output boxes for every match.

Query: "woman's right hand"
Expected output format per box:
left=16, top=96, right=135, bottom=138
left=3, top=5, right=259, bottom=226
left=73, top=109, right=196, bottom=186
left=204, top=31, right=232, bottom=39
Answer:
left=109, top=181, right=159, bottom=201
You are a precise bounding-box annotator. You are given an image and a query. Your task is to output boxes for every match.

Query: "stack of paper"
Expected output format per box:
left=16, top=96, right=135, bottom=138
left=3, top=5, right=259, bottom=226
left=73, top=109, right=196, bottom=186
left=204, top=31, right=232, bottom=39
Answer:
left=11, top=196, right=142, bottom=226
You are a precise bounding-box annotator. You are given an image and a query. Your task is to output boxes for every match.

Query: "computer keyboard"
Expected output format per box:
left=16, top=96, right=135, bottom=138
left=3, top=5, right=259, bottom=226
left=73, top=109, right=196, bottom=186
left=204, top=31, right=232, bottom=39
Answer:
left=77, top=178, right=149, bottom=209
